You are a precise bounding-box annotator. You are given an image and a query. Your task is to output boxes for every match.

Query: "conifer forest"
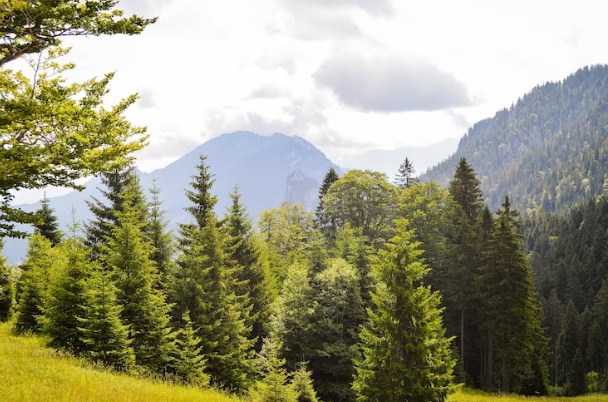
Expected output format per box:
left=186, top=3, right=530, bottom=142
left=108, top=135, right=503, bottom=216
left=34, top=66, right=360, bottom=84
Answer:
left=3, top=1, right=608, bottom=402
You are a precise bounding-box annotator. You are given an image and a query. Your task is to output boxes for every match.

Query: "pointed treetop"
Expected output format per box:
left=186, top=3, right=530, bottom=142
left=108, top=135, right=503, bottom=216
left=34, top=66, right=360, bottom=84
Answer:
left=34, top=193, right=62, bottom=246
left=449, top=157, right=484, bottom=223
left=185, top=155, right=218, bottom=227
left=394, top=157, right=419, bottom=189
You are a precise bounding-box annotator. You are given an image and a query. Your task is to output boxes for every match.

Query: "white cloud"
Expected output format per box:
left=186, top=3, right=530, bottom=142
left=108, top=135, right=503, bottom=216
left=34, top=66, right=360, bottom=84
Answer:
left=314, top=52, right=472, bottom=112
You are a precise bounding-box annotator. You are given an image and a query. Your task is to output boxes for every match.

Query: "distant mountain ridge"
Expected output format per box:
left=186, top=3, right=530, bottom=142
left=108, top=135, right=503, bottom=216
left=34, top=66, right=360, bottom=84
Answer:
left=4, top=131, right=339, bottom=264
left=423, top=65, right=608, bottom=212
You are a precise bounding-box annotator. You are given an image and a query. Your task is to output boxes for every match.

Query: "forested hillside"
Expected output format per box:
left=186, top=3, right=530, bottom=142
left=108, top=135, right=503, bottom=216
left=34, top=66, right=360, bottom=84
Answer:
left=423, top=65, right=608, bottom=212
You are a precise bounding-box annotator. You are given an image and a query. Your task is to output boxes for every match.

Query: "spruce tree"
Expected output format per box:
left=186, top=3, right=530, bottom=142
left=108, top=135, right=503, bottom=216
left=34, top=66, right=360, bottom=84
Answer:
left=34, top=194, right=62, bottom=246
left=315, top=167, right=339, bottom=241
left=0, top=243, right=14, bottom=322
left=42, top=238, right=90, bottom=354
left=172, top=310, right=209, bottom=387
left=15, top=233, right=63, bottom=333
left=224, top=186, right=273, bottom=351
left=394, top=157, right=418, bottom=189
left=79, top=264, right=135, bottom=371
left=249, top=337, right=298, bottom=402
left=291, top=362, right=319, bottom=402
left=353, top=219, right=454, bottom=402
left=102, top=179, right=174, bottom=372
left=148, top=180, right=174, bottom=286
left=168, top=155, right=253, bottom=391
left=477, top=197, right=548, bottom=393
left=449, top=158, right=484, bottom=222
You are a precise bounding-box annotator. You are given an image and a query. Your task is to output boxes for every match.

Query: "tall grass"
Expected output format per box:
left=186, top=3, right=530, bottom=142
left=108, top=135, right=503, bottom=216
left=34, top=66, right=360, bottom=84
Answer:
left=0, top=323, right=241, bottom=402
left=449, top=387, right=608, bottom=402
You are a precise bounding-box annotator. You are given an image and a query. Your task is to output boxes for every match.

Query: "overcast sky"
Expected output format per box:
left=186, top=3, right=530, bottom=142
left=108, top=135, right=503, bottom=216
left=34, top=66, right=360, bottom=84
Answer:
left=29, top=0, right=608, bottom=175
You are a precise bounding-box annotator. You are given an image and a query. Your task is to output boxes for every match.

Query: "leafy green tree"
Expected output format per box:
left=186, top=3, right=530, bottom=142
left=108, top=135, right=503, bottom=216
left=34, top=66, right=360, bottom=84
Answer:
left=171, top=310, right=209, bottom=387
left=15, top=233, right=63, bottom=333
left=394, top=157, right=418, bottom=189
left=315, top=167, right=340, bottom=241
left=477, top=197, right=548, bottom=393
left=0, top=0, right=153, bottom=236
left=0, top=0, right=155, bottom=66
left=323, top=170, right=398, bottom=243
left=0, top=242, right=14, bottom=321
left=79, top=263, right=135, bottom=371
left=102, top=179, right=173, bottom=372
left=353, top=219, right=454, bottom=402
left=224, top=186, right=273, bottom=351
left=34, top=194, right=62, bottom=246
left=168, top=155, right=253, bottom=391
left=309, top=258, right=365, bottom=402
left=42, top=238, right=90, bottom=354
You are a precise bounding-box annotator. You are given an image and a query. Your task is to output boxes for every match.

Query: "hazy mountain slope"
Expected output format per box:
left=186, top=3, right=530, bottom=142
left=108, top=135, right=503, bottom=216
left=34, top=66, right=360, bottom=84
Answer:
left=423, top=65, right=608, bottom=212
left=336, top=137, right=459, bottom=178
left=4, top=131, right=339, bottom=264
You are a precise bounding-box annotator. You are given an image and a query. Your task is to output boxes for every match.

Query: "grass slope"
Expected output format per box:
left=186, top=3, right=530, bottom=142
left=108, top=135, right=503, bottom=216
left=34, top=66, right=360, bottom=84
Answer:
left=449, top=388, right=608, bottom=402
left=0, top=323, right=241, bottom=402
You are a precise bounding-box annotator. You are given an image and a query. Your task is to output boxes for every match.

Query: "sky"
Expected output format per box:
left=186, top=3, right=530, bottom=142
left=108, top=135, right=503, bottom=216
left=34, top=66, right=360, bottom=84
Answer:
left=10, top=0, right=608, bottom=203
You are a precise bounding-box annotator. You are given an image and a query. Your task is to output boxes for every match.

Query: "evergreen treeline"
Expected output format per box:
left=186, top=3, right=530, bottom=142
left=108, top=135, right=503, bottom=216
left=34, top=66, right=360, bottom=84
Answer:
left=423, top=65, right=608, bottom=213
left=2, top=156, right=556, bottom=400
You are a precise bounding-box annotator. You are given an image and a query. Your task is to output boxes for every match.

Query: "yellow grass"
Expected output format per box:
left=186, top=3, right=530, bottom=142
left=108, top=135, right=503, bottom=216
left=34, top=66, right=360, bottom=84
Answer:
left=449, top=387, right=608, bottom=402
left=0, top=322, right=242, bottom=402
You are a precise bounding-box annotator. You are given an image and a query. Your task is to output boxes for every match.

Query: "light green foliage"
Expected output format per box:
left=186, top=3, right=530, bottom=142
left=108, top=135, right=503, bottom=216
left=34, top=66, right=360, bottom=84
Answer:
left=172, top=311, right=209, bottom=387
left=258, top=202, right=315, bottom=282
left=291, top=362, right=318, bottom=402
left=15, top=233, right=64, bottom=333
left=42, top=238, right=90, bottom=354
left=0, top=0, right=153, bottom=236
left=323, top=170, right=398, bottom=243
left=353, top=219, right=454, bottom=402
left=79, top=264, right=135, bottom=371
left=148, top=180, right=174, bottom=286
left=249, top=337, right=298, bottom=402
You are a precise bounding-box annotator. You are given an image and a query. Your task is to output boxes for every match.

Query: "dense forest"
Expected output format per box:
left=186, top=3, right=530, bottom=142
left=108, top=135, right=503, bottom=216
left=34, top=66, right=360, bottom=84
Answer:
left=423, top=65, right=608, bottom=213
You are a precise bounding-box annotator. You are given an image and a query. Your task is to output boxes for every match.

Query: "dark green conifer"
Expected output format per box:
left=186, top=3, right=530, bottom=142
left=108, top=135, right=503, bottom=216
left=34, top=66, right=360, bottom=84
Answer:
left=148, top=180, right=174, bottom=286
left=394, top=157, right=419, bottom=189
left=353, top=219, right=454, bottom=402
left=315, top=167, right=339, bottom=241
left=34, top=194, right=62, bottom=246
left=0, top=243, right=14, bottom=322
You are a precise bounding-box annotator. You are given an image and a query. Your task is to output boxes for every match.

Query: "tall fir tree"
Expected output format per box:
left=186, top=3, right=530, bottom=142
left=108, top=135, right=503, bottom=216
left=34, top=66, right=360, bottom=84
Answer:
left=315, top=167, right=340, bottom=241
left=168, top=155, right=253, bottom=391
left=446, top=157, right=486, bottom=383
left=42, top=238, right=90, bottom=354
left=353, top=219, right=454, bottom=402
left=249, top=337, right=298, bottom=402
left=148, top=180, right=174, bottom=286
left=394, top=157, right=418, bottom=189
left=102, top=179, right=174, bottom=372
left=477, top=197, right=548, bottom=394
left=34, top=194, right=62, bottom=246
left=291, top=362, right=319, bottom=402
left=224, top=186, right=273, bottom=351
left=79, top=264, right=135, bottom=371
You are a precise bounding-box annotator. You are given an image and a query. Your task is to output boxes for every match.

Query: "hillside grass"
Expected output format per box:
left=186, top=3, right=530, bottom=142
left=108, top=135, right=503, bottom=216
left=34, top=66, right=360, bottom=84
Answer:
left=449, top=387, right=608, bottom=402
left=0, top=322, right=242, bottom=402
left=3, top=321, right=608, bottom=402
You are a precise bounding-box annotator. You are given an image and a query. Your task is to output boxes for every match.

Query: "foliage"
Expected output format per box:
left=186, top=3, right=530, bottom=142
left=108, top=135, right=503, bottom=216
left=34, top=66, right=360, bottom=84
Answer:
left=249, top=337, right=297, bottom=402
left=172, top=310, right=209, bottom=387
left=34, top=194, right=62, bottom=245
left=353, top=219, right=454, bottom=402
left=0, top=243, right=14, bottom=322
left=323, top=169, right=399, bottom=243
left=315, top=167, right=340, bottom=241
left=394, top=157, right=419, bottom=189
left=291, top=362, right=319, bottom=402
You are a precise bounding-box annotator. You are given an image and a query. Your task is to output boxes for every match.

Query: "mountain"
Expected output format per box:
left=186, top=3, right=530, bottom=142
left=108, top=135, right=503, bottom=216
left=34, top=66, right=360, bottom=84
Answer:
left=4, top=131, right=340, bottom=264
left=336, top=137, right=459, bottom=179
left=423, top=65, right=608, bottom=212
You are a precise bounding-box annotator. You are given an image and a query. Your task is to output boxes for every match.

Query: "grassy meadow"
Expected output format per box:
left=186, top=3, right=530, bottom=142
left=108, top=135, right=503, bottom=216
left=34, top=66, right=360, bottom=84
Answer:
left=0, top=322, right=241, bottom=402
left=3, top=321, right=608, bottom=402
